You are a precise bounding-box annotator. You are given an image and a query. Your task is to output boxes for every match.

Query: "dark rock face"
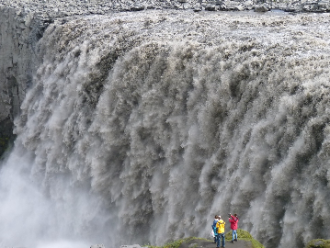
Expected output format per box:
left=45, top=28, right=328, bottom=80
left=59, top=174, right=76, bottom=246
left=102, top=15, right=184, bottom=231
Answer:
left=0, top=7, right=40, bottom=157
left=0, top=117, right=13, bottom=158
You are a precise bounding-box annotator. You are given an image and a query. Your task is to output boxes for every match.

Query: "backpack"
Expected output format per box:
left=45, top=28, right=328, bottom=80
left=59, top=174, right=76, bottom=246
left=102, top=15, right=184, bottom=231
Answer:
left=212, top=220, right=218, bottom=234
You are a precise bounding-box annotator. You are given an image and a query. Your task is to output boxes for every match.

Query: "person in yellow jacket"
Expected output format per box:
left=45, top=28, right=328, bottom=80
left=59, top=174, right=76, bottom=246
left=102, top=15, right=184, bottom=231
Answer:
left=216, top=216, right=226, bottom=248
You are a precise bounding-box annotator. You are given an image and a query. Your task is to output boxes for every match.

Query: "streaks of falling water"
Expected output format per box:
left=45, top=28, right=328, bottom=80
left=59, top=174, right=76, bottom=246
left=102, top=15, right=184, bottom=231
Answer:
left=2, top=10, right=330, bottom=248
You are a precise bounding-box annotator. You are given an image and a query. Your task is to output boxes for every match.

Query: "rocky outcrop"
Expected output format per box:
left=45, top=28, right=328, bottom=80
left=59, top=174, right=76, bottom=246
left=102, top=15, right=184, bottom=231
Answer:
left=0, top=7, right=43, bottom=157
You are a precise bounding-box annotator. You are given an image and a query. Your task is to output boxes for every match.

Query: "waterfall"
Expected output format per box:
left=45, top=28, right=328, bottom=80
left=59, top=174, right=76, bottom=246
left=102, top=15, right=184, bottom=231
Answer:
left=1, top=10, right=330, bottom=248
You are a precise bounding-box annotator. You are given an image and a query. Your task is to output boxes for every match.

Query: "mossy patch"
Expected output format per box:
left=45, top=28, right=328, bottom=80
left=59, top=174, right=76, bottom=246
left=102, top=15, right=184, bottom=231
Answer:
left=147, top=237, right=210, bottom=248
left=225, top=229, right=265, bottom=248
left=225, top=229, right=253, bottom=240
left=306, top=239, right=330, bottom=248
left=146, top=230, right=264, bottom=248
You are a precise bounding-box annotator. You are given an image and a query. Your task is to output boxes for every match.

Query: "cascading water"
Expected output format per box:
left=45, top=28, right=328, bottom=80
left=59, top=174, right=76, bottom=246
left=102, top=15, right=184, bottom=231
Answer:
left=1, top=10, right=330, bottom=248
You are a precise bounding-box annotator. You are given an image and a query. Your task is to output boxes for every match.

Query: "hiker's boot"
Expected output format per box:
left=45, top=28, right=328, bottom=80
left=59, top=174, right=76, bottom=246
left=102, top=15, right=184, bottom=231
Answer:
left=231, top=240, right=234, bottom=243
left=234, top=239, right=237, bottom=242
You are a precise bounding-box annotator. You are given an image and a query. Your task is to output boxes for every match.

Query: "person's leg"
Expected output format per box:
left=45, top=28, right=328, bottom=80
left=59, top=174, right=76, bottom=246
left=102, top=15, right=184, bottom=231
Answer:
left=219, top=234, right=222, bottom=247
left=221, top=233, right=225, bottom=247
left=216, top=234, right=220, bottom=248
left=233, top=230, right=237, bottom=241
left=231, top=230, right=235, bottom=242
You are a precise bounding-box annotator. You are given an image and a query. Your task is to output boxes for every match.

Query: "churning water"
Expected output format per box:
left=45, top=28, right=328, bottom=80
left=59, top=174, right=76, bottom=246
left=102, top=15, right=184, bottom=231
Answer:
left=1, top=9, right=330, bottom=248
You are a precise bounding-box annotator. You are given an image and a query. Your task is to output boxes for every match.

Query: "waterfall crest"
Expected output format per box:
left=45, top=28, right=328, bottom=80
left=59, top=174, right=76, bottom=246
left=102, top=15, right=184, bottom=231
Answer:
left=2, top=10, right=330, bottom=248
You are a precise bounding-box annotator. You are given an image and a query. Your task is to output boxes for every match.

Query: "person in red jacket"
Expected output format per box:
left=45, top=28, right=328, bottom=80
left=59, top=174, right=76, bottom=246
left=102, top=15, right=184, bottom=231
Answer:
left=228, top=213, right=239, bottom=243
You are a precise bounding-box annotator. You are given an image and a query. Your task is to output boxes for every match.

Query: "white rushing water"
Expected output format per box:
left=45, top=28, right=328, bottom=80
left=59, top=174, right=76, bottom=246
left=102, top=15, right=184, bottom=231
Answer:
left=1, top=10, right=330, bottom=248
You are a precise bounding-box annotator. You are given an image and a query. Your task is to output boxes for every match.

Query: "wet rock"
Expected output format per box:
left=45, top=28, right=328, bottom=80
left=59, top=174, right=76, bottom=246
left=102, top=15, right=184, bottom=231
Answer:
left=0, top=117, right=13, bottom=158
left=0, top=7, right=39, bottom=152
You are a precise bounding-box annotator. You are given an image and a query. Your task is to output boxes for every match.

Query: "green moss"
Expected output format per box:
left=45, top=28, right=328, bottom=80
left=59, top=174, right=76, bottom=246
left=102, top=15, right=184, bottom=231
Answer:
left=224, top=229, right=265, bottom=248
left=225, top=229, right=253, bottom=240
left=147, top=237, right=208, bottom=248
left=306, top=239, right=330, bottom=248
left=249, top=238, right=265, bottom=248
left=147, top=231, right=264, bottom=248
